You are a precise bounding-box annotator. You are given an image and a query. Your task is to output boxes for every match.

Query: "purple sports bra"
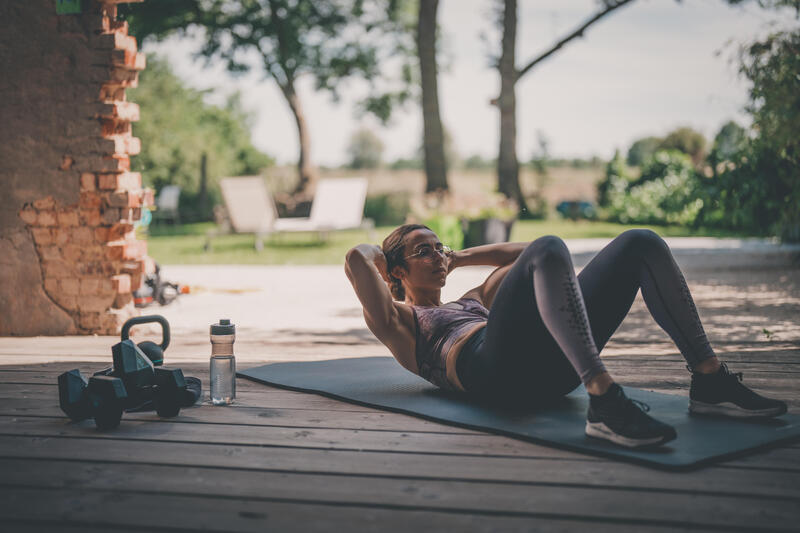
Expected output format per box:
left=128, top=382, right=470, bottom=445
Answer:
left=411, top=297, right=489, bottom=391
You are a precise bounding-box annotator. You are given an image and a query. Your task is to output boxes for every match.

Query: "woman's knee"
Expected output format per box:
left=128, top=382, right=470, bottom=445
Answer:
left=524, top=235, right=570, bottom=263
left=616, top=228, right=668, bottom=255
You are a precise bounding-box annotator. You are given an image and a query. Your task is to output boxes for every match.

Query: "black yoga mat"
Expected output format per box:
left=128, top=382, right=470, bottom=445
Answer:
left=239, top=356, right=800, bottom=470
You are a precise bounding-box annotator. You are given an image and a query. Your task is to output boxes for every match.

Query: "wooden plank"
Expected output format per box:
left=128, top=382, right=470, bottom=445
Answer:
left=0, top=487, right=723, bottom=533
left=0, top=414, right=586, bottom=460
left=1, top=459, right=798, bottom=530
left=0, top=435, right=797, bottom=497
left=1, top=414, right=799, bottom=469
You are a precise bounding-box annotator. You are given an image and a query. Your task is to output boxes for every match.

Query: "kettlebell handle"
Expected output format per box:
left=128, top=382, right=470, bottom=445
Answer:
left=121, top=315, right=171, bottom=351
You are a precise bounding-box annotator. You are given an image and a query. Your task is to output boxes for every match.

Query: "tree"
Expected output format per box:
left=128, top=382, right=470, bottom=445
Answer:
left=122, top=0, right=389, bottom=197
left=417, top=0, right=448, bottom=192
left=347, top=127, right=384, bottom=169
left=659, top=127, right=707, bottom=165
left=493, top=0, right=637, bottom=216
left=711, top=120, right=747, bottom=162
left=626, top=136, right=662, bottom=167
left=706, top=29, right=800, bottom=240
left=129, top=56, right=273, bottom=221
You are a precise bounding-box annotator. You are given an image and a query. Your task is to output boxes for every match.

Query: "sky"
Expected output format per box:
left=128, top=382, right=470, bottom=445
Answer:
left=143, top=0, right=795, bottom=166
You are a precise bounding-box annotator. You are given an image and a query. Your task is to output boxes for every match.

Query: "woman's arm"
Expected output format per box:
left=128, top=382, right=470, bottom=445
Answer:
left=451, top=242, right=529, bottom=308
left=344, top=244, right=398, bottom=332
left=448, top=242, right=527, bottom=271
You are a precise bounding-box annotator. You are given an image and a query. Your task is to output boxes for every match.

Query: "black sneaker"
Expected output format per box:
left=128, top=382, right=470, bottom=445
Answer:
left=586, top=383, right=677, bottom=448
left=689, top=362, right=787, bottom=418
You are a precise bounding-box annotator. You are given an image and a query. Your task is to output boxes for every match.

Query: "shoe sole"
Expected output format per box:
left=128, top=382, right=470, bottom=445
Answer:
left=585, top=421, right=675, bottom=448
left=689, top=400, right=787, bottom=418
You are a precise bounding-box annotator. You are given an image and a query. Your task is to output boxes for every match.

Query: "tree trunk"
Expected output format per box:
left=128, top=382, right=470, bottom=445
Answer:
left=417, top=0, right=448, bottom=193
left=199, top=151, right=208, bottom=217
left=280, top=81, right=317, bottom=196
left=497, top=0, right=528, bottom=213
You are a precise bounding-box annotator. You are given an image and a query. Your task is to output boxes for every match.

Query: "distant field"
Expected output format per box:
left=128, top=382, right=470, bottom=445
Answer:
left=308, top=166, right=603, bottom=208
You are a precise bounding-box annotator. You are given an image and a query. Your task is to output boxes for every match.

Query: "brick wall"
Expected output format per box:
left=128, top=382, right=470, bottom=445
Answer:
left=0, top=0, right=151, bottom=335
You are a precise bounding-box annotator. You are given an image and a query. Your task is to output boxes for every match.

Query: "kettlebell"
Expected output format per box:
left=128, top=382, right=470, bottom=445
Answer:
left=121, top=315, right=171, bottom=366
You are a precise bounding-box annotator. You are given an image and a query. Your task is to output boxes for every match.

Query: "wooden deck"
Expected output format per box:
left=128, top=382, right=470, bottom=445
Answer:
left=1, top=348, right=799, bottom=532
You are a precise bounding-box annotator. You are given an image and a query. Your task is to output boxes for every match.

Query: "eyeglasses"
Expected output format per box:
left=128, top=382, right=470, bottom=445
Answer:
left=405, top=244, right=452, bottom=261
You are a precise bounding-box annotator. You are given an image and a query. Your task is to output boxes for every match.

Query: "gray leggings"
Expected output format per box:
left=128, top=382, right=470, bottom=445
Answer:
left=455, top=229, right=716, bottom=403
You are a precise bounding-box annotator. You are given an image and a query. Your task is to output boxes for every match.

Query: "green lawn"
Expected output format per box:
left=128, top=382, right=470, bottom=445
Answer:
left=144, top=220, right=749, bottom=265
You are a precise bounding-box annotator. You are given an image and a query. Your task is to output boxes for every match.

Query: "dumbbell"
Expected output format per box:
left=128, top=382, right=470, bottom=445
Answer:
left=57, top=369, right=128, bottom=429
left=110, top=339, right=187, bottom=418
left=120, top=315, right=170, bottom=366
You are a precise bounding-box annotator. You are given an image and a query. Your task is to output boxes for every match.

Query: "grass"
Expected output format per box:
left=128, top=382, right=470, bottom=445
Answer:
left=144, top=220, right=751, bottom=265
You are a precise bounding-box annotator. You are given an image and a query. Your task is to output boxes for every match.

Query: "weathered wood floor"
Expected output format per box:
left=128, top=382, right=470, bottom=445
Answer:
left=1, top=348, right=799, bottom=532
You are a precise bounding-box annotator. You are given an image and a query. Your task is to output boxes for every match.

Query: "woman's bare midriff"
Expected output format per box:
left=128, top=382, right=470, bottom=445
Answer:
left=445, top=322, right=487, bottom=392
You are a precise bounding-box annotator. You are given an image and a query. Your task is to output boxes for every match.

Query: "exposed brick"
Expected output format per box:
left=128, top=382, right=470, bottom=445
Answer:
left=106, top=240, right=146, bottom=261
left=42, top=260, right=73, bottom=279
left=80, top=173, right=96, bottom=191
left=101, top=119, right=132, bottom=137
left=83, top=245, right=107, bottom=261
left=95, top=101, right=139, bottom=121
left=98, top=171, right=141, bottom=191
left=19, top=206, right=38, bottom=225
left=57, top=210, right=79, bottom=227
left=101, top=207, right=122, bottom=225
left=40, top=246, right=61, bottom=261
left=31, top=227, right=53, bottom=246
left=100, top=85, right=126, bottom=101
left=78, top=312, right=101, bottom=330
left=111, top=274, right=131, bottom=294
left=37, top=210, right=57, bottom=227
left=63, top=244, right=82, bottom=263
left=33, top=196, right=56, bottom=210
left=108, top=190, right=142, bottom=208
left=78, top=295, right=115, bottom=312
left=74, top=226, right=94, bottom=244
left=113, top=292, right=133, bottom=309
left=94, top=227, right=110, bottom=243
left=106, top=223, right=133, bottom=241
left=44, top=278, right=59, bottom=294
left=80, top=208, right=102, bottom=227
left=75, top=153, right=129, bottom=173
left=52, top=293, right=78, bottom=312
left=55, top=228, right=71, bottom=246
left=62, top=278, right=80, bottom=296
left=79, top=278, right=100, bottom=295
left=80, top=192, right=103, bottom=209
left=60, top=156, right=74, bottom=170
left=87, top=13, right=112, bottom=34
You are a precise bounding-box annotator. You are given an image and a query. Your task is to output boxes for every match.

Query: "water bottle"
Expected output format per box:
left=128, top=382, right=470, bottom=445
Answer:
left=210, top=318, right=236, bottom=405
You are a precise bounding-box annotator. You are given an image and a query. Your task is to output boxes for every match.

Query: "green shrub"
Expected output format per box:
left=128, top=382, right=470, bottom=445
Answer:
left=364, top=192, right=411, bottom=226
left=604, top=151, right=703, bottom=226
left=424, top=215, right=464, bottom=250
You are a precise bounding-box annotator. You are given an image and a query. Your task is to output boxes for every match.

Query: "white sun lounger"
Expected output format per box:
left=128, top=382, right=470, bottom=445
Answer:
left=206, top=176, right=374, bottom=251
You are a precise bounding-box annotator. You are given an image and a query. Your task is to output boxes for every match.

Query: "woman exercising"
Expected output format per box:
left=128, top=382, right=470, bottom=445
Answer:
left=345, top=225, right=787, bottom=448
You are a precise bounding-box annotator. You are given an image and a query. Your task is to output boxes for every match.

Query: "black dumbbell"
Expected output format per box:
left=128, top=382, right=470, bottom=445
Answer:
left=121, top=315, right=170, bottom=366
left=109, top=339, right=186, bottom=418
left=154, top=367, right=187, bottom=417
left=57, top=369, right=128, bottom=429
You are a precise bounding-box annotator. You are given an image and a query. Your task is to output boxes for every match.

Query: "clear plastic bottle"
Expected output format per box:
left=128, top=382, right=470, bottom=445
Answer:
left=210, top=318, right=236, bottom=405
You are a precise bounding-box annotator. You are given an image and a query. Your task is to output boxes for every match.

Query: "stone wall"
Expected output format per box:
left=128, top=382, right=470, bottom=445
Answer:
left=0, top=0, right=150, bottom=335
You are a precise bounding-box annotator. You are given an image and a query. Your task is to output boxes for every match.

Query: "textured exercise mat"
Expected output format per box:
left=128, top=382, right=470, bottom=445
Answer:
left=239, top=356, right=800, bottom=470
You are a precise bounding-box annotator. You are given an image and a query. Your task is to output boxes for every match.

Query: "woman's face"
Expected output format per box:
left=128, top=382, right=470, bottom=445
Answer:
left=393, top=228, right=449, bottom=290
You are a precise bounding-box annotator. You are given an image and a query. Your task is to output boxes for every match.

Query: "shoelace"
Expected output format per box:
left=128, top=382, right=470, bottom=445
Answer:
left=687, top=362, right=744, bottom=382
left=628, top=398, right=651, bottom=413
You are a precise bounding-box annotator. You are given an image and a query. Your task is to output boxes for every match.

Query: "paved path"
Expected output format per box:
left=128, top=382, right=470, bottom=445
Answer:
left=4, top=237, right=796, bottom=367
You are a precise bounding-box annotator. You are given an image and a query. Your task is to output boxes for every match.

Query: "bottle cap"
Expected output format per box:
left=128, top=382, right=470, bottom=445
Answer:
left=210, top=318, right=235, bottom=335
